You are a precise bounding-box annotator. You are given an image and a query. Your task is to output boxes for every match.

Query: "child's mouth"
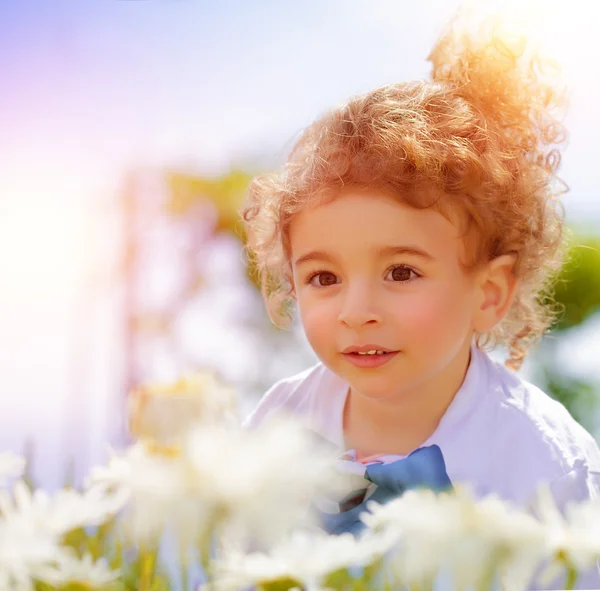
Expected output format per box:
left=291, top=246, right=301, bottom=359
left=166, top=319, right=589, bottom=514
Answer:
left=343, top=351, right=399, bottom=368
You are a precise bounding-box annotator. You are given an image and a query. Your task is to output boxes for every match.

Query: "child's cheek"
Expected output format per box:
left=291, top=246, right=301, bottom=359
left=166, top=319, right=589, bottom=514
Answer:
left=396, top=287, right=466, bottom=345
left=298, top=298, right=335, bottom=347
left=397, top=292, right=443, bottom=335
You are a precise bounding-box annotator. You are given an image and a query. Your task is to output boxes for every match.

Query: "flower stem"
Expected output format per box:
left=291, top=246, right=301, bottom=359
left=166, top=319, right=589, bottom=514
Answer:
left=139, top=547, right=156, bottom=591
left=565, top=564, right=578, bottom=590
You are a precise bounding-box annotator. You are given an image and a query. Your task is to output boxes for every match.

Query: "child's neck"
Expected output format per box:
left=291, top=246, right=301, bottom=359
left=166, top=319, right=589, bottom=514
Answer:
left=342, top=345, right=472, bottom=458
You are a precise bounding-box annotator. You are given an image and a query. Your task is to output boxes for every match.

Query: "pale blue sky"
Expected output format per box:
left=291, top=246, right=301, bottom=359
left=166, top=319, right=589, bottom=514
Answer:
left=1, top=0, right=598, bottom=220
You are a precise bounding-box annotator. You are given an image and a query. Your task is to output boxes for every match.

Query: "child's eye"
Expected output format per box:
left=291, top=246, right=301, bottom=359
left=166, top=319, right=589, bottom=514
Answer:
left=306, top=271, right=339, bottom=288
left=385, top=265, right=420, bottom=283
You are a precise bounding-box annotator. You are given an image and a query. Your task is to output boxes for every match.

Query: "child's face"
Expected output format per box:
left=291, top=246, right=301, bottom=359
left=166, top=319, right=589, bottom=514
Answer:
left=289, top=188, right=483, bottom=400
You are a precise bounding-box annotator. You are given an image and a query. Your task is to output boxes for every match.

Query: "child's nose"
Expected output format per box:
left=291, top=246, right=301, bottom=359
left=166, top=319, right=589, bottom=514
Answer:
left=337, top=284, right=382, bottom=327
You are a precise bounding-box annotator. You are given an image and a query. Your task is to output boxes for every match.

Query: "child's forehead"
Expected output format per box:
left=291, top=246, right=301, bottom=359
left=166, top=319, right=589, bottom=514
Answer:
left=291, top=188, right=463, bottom=242
left=287, top=187, right=477, bottom=267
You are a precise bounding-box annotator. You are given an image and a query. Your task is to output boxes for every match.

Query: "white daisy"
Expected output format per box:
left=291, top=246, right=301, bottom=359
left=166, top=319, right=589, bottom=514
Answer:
left=363, top=486, right=547, bottom=591
left=0, top=478, right=127, bottom=591
left=33, top=552, right=120, bottom=589
left=89, top=442, right=210, bottom=546
left=213, top=529, right=390, bottom=591
left=0, top=506, right=66, bottom=591
left=90, top=417, right=342, bottom=549
left=531, top=484, right=600, bottom=586
left=184, top=418, right=343, bottom=545
left=0, top=480, right=128, bottom=537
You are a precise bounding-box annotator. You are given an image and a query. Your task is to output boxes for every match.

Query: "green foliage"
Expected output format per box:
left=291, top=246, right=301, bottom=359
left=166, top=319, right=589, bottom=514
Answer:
left=543, top=369, right=598, bottom=429
left=324, top=568, right=355, bottom=589
left=35, top=583, right=124, bottom=591
left=259, top=577, right=303, bottom=591
left=551, top=237, right=600, bottom=331
left=537, top=234, right=600, bottom=432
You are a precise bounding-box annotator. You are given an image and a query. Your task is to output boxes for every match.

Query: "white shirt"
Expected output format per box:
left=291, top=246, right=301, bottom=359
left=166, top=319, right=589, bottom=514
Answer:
left=245, top=345, right=600, bottom=588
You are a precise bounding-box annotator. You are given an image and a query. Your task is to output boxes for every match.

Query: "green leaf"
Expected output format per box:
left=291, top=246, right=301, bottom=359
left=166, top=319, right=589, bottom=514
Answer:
left=551, top=237, right=600, bottom=331
left=62, top=526, right=88, bottom=557
left=324, top=567, right=353, bottom=589
left=542, top=368, right=598, bottom=431
left=259, top=576, right=303, bottom=591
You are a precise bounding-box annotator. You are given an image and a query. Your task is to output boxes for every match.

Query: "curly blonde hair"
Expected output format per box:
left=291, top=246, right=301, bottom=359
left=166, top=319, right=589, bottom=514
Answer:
left=240, top=13, right=569, bottom=371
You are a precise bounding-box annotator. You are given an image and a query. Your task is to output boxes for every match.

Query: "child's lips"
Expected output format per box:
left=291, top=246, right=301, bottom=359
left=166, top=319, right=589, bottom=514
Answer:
left=342, top=351, right=399, bottom=369
left=341, top=344, right=397, bottom=354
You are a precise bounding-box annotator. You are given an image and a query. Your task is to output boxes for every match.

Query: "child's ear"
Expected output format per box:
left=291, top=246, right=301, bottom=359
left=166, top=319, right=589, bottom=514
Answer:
left=473, top=253, right=519, bottom=333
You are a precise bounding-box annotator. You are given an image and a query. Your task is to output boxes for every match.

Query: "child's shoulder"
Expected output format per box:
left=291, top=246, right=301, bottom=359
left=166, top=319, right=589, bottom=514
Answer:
left=447, top=350, right=600, bottom=510
left=243, top=360, right=343, bottom=430
left=480, top=350, right=600, bottom=481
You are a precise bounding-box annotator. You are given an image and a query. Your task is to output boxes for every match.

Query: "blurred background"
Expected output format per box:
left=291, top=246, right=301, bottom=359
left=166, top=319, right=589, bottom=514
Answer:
left=0, top=0, right=598, bottom=490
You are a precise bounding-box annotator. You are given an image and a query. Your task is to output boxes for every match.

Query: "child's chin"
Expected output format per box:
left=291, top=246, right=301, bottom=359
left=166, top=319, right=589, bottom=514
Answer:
left=345, top=374, right=406, bottom=400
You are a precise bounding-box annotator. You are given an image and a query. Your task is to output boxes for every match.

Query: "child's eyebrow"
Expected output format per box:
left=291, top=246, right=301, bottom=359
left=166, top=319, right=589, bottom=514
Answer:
left=293, top=245, right=435, bottom=267
left=377, top=245, right=435, bottom=261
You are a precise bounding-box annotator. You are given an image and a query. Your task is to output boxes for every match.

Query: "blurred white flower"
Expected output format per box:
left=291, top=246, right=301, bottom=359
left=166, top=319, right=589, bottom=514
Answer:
left=0, top=452, right=25, bottom=487
left=532, top=484, right=600, bottom=585
left=0, top=480, right=127, bottom=537
left=0, top=479, right=126, bottom=591
left=185, top=418, right=343, bottom=545
left=129, top=372, right=238, bottom=447
left=34, top=552, right=120, bottom=589
left=0, top=503, right=66, bottom=591
left=361, top=489, right=463, bottom=589
left=91, top=417, right=340, bottom=548
left=89, top=442, right=209, bottom=546
left=213, top=529, right=390, bottom=591
left=363, top=486, right=547, bottom=591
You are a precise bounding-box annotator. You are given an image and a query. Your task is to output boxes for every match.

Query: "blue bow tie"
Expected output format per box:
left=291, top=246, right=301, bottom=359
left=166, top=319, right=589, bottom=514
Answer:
left=317, top=444, right=453, bottom=537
